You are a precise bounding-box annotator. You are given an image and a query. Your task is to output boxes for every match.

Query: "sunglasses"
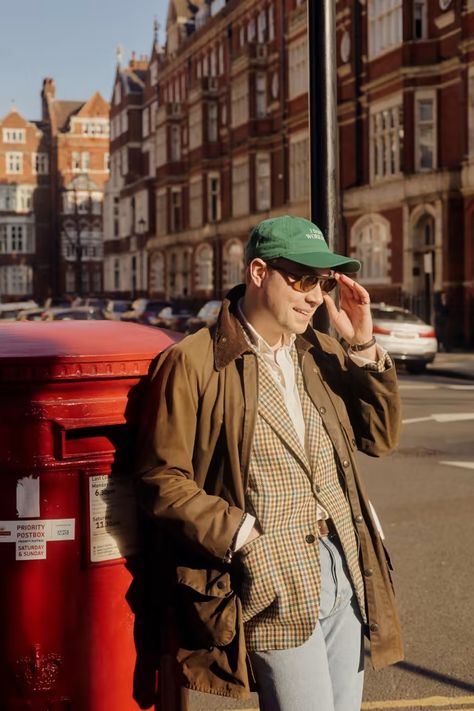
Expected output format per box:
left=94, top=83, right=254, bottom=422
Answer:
left=267, top=263, right=338, bottom=293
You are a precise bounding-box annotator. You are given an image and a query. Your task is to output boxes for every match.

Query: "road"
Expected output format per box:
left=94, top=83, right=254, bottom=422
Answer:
left=188, top=372, right=474, bottom=711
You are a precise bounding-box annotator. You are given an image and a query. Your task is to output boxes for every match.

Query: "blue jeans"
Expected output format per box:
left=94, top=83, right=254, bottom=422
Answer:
left=249, top=535, right=364, bottom=711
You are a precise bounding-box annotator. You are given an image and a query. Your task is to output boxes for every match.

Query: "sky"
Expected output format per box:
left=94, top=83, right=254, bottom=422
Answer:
left=0, top=0, right=168, bottom=122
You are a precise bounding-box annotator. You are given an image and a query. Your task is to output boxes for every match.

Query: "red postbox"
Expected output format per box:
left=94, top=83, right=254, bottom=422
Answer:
left=0, top=321, right=182, bottom=711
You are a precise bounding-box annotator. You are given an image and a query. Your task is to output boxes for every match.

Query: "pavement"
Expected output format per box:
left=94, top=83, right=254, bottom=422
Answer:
left=425, top=351, right=474, bottom=380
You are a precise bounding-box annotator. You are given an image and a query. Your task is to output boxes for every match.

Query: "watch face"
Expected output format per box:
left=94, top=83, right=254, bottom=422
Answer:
left=340, top=31, right=351, bottom=63
left=439, top=0, right=452, bottom=9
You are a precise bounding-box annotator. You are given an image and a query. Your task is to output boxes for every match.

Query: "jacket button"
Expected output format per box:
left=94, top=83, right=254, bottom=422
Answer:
left=364, top=568, right=374, bottom=577
left=220, top=336, right=227, bottom=343
left=369, top=623, right=379, bottom=633
left=216, top=581, right=226, bottom=589
left=305, top=534, right=316, bottom=544
left=355, top=515, right=363, bottom=523
left=342, top=459, right=350, bottom=468
left=315, top=484, right=321, bottom=494
left=352, top=438, right=356, bottom=447
left=319, top=407, right=326, bottom=415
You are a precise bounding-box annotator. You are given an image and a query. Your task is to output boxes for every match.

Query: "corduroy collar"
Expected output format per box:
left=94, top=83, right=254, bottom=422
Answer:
left=213, top=284, right=319, bottom=371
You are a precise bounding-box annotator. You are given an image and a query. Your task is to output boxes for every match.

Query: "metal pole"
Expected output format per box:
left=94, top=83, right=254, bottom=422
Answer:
left=308, top=0, right=340, bottom=332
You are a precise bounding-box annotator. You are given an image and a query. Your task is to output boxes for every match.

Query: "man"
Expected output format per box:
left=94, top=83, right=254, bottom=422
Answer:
left=136, top=216, right=403, bottom=711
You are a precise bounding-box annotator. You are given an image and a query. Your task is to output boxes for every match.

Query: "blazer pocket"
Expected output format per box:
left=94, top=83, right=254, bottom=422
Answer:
left=238, top=537, right=276, bottom=622
left=175, top=566, right=237, bottom=648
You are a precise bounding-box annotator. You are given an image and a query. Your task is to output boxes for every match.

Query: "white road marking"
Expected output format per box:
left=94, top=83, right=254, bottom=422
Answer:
left=446, top=384, right=474, bottom=390
left=399, top=384, right=437, bottom=390
left=361, top=695, right=474, bottom=709
left=439, top=461, right=474, bottom=470
left=403, top=413, right=474, bottom=425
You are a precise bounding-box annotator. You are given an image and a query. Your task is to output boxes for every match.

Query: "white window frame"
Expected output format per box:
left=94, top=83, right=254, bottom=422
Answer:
left=149, top=252, right=165, bottom=293
left=415, top=90, right=437, bottom=171
left=32, top=152, right=49, bottom=175
left=207, top=172, right=221, bottom=223
left=6, top=152, right=23, bottom=174
left=189, top=176, right=203, bottom=228
left=232, top=157, right=249, bottom=217
left=156, top=190, right=167, bottom=236
left=189, top=104, right=203, bottom=150
left=3, top=128, right=26, bottom=143
left=223, top=240, right=244, bottom=290
left=289, top=132, right=309, bottom=202
left=170, top=125, right=181, bottom=161
left=231, top=74, right=249, bottom=128
left=368, top=0, right=403, bottom=59
left=256, top=153, right=271, bottom=211
left=351, top=214, right=391, bottom=285
left=170, top=187, right=182, bottom=232
left=195, top=244, right=214, bottom=290
left=369, top=95, right=403, bottom=182
left=256, top=73, right=267, bottom=118
left=288, top=36, right=308, bottom=100
left=414, top=0, right=428, bottom=40
left=207, top=102, right=218, bottom=142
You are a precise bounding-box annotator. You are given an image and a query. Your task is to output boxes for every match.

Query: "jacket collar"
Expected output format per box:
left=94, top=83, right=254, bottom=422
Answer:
left=213, top=284, right=321, bottom=370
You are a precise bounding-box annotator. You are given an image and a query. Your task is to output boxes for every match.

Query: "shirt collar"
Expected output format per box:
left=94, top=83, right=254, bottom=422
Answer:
left=236, top=298, right=296, bottom=355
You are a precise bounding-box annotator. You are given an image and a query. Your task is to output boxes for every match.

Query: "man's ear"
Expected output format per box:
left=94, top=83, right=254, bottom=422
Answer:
left=248, top=258, right=268, bottom=287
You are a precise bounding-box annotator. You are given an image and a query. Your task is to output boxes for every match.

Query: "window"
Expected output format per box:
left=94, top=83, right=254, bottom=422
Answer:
left=368, top=0, right=402, bottom=59
left=189, top=104, right=202, bottom=150
left=256, top=153, right=271, bottom=211
left=289, top=134, right=309, bottom=201
left=156, top=126, right=166, bottom=167
left=231, top=75, right=249, bottom=127
left=207, top=102, right=218, bottom=142
left=72, top=152, right=81, bottom=172
left=256, top=74, right=267, bottom=118
left=3, top=129, right=25, bottom=143
left=288, top=37, right=308, bottom=100
left=0, top=224, right=33, bottom=254
left=81, top=120, right=109, bottom=137
left=121, top=111, right=128, bottom=134
left=157, top=190, right=167, bottom=236
left=247, top=18, right=256, bottom=42
left=223, top=241, right=244, bottom=289
left=189, top=178, right=203, bottom=228
left=170, top=188, right=182, bottom=232
left=232, top=159, right=249, bottom=217
left=170, top=125, right=181, bottom=161
left=210, top=49, right=217, bottom=77
left=268, top=3, right=275, bottom=41
left=207, top=173, right=221, bottom=222
left=142, top=108, right=150, bottom=138
left=352, top=215, right=390, bottom=284
left=32, top=153, right=49, bottom=174
left=218, top=44, right=225, bottom=75
left=257, top=10, right=267, bottom=43
left=370, top=99, right=403, bottom=180
left=104, top=153, right=110, bottom=172
left=415, top=93, right=436, bottom=171
left=82, top=152, right=90, bottom=171
left=195, top=244, right=214, bottom=290
left=414, top=0, right=427, bottom=40
left=6, top=152, right=23, bottom=174
left=149, top=252, right=165, bottom=292
left=0, top=265, right=33, bottom=295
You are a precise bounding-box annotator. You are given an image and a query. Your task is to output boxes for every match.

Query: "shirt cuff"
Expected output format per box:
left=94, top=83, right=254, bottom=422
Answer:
left=233, top=514, right=256, bottom=551
left=349, top=344, right=389, bottom=370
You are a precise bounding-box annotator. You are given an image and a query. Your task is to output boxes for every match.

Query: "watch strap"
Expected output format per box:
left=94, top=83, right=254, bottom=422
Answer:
left=350, top=336, right=376, bottom=352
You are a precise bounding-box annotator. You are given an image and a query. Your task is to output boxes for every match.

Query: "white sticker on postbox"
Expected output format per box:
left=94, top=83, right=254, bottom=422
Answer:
left=16, top=539, right=47, bottom=560
left=0, top=519, right=76, bottom=560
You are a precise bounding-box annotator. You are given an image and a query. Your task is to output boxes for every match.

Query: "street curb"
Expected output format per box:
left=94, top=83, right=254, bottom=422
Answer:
left=425, top=367, right=474, bottom=381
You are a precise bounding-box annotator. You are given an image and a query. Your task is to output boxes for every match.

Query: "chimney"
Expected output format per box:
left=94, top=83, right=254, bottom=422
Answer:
left=41, top=78, right=56, bottom=121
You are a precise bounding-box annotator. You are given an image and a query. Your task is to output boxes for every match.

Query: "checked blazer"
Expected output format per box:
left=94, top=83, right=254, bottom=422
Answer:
left=240, top=345, right=365, bottom=651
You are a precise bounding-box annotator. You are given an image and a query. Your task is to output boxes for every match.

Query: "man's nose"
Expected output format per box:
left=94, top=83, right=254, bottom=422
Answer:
left=304, top=284, right=323, bottom=306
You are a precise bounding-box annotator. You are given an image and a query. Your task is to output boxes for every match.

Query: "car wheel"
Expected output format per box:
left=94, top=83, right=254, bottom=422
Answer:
left=406, top=362, right=426, bottom=375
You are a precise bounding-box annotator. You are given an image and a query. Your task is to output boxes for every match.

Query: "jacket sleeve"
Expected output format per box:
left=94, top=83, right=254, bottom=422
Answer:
left=135, top=346, right=246, bottom=563
left=315, top=331, right=401, bottom=457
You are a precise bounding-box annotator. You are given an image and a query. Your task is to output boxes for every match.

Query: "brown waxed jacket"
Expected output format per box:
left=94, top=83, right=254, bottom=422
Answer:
left=136, top=284, right=404, bottom=699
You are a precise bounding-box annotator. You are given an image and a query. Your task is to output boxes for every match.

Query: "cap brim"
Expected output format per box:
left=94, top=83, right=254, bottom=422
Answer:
left=284, top=251, right=361, bottom=273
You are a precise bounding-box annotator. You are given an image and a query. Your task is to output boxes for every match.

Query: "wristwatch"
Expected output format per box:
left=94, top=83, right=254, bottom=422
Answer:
left=350, top=336, right=376, bottom=352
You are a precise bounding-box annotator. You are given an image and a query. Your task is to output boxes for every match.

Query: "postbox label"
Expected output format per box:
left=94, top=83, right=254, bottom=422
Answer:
left=88, top=474, right=138, bottom=563
left=0, top=519, right=75, bottom=560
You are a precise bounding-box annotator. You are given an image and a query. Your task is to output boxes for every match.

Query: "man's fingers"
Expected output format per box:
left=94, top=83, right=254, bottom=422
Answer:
left=336, top=274, right=371, bottom=305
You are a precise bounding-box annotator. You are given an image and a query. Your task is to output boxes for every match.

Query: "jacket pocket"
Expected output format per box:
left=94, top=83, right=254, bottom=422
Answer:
left=175, top=566, right=237, bottom=647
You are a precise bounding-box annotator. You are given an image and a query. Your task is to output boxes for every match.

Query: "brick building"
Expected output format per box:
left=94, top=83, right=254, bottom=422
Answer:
left=0, top=107, right=51, bottom=300
left=0, top=80, right=110, bottom=303
left=104, top=0, right=474, bottom=345
left=42, top=79, right=110, bottom=297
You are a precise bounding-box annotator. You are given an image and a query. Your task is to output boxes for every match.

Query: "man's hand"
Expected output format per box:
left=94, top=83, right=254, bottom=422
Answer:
left=323, top=274, right=376, bottom=358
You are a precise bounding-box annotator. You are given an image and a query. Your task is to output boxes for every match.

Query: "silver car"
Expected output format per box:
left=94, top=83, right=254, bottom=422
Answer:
left=371, top=303, right=437, bottom=374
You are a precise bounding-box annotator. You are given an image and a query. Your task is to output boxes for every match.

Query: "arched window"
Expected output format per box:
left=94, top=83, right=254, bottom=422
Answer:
left=149, top=252, right=165, bottom=293
left=223, top=241, right=244, bottom=290
left=195, top=244, right=214, bottom=290
left=352, top=215, right=390, bottom=283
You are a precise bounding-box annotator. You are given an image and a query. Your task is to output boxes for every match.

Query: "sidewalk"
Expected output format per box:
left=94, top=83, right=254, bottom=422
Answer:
left=426, top=352, right=474, bottom=380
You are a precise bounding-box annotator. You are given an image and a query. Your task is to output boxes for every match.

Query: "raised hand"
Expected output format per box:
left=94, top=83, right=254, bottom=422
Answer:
left=323, top=273, right=374, bottom=348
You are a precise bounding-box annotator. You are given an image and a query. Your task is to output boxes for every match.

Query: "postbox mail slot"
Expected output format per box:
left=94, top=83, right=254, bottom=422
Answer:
left=54, top=420, right=126, bottom=460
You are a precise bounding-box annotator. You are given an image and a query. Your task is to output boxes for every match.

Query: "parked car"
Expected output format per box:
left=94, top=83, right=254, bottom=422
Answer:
left=16, top=308, right=48, bottom=321
left=120, top=298, right=171, bottom=324
left=151, top=306, right=194, bottom=332
left=103, top=299, right=133, bottom=321
left=371, top=303, right=437, bottom=373
left=42, top=306, right=105, bottom=321
left=0, top=301, right=38, bottom=321
left=186, top=300, right=222, bottom=333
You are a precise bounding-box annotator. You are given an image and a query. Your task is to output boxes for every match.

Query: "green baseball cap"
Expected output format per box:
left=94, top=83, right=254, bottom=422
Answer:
left=245, top=215, right=361, bottom=273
